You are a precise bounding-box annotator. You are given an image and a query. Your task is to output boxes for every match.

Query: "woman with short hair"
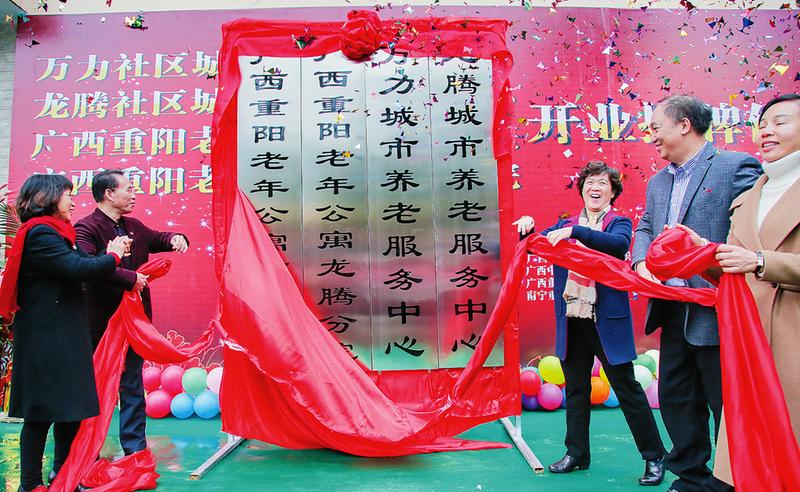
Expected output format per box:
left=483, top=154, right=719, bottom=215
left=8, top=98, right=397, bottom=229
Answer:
left=0, top=174, right=128, bottom=492
left=514, top=161, right=666, bottom=487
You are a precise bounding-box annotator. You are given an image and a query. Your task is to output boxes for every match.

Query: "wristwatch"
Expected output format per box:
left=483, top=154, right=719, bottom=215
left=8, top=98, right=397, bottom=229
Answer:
left=755, top=251, right=765, bottom=277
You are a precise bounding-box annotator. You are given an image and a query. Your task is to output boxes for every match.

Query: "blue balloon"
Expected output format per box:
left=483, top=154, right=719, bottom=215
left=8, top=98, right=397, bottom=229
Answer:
left=522, top=394, right=539, bottom=411
left=561, top=387, right=567, bottom=409
left=170, top=393, right=195, bottom=419
left=603, top=387, right=620, bottom=408
left=194, top=390, right=220, bottom=419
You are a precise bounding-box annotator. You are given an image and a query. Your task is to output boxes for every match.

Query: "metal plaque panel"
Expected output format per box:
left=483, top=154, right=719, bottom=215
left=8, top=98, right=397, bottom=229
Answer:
left=300, top=53, right=372, bottom=366
left=366, top=54, right=439, bottom=370
left=430, top=57, right=503, bottom=368
left=237, top=56, right=304, bottom=279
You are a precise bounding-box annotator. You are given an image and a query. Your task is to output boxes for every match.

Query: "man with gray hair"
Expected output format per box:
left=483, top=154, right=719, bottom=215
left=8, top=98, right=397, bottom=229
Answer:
left=632, top=95, right=761, bottom=492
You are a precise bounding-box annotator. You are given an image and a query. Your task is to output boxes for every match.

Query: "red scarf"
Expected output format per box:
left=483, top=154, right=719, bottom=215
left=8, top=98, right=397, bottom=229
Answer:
left=0, top=216, right=77, bottom=322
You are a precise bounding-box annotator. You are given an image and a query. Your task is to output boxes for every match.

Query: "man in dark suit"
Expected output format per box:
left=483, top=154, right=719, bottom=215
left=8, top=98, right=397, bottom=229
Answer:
left=632, top=95, right=762, bottom=492
left=75, top=169, right=188, bottom=456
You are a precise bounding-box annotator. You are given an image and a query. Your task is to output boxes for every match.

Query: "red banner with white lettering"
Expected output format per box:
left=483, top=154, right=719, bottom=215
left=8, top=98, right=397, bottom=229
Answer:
left=8, top=6, right=798, bottom=362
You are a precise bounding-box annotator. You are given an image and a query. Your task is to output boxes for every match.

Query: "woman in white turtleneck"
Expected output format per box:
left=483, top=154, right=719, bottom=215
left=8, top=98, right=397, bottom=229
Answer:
left=685, top=94, right=800, bottom=489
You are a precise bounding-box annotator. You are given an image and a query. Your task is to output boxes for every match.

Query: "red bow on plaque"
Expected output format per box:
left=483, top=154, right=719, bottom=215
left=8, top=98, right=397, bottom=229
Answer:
left=340, top=10, right=382, bottom=61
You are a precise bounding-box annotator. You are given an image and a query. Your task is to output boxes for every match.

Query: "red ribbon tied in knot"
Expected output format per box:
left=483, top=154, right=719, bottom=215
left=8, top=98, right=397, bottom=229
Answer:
left=340, top=10, right=382, bottom=61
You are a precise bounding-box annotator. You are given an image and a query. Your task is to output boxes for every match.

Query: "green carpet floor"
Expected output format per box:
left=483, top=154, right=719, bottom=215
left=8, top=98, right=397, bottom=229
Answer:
left=1, top=408, right=703, bottom=491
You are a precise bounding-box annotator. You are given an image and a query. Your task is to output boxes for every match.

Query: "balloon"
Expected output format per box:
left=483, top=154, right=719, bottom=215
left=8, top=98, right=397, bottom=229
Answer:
left=207, top=367, right=223, bottom=394
left=634, top=354, right=657, bottom=376
left=537, top=383, right=563, bottom=411
left=561, top=387, right=567, bottom=409
left=182, top=367, right=208, bottom=396
left=599, top=366, right=609, bottom=386
left=161, top=365, right=185, bottom=396
left=590, top=376, right=610, bottom=405
left=645, top=349, right=660, bottom=378
left=645, top=381, right=659, bottom=409
left=634, top=364, right=654, bottom=390
left=538, top=356, right=565, bottom=385
left=520, top=368, right=542, bottom=396
left=170, top=393, right=195, bottom=419
left=142, top=366, right=162, bottom=392
left=591, top=357, right=601, bottom=377
left=522, top=394, right=539, bottom=411
left=194, top=390, right=220, bottom=419
left=603, top=387, right=620, bottom=408
left=145, top=390, right=172, bottom=419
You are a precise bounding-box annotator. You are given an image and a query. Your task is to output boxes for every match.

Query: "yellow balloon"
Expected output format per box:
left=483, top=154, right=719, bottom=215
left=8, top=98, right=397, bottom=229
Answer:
left=539, top=356, right=565, bottom=385
left=599, top=366, right=609, bottom=386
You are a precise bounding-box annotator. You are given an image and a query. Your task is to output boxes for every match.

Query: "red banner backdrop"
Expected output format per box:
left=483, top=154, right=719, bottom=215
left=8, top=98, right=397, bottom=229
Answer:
left=8, top=6, right=799, bottom=362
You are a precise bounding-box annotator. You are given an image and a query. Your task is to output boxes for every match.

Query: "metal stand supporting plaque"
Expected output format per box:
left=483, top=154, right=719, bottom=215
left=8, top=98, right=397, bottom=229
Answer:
left=500, top=416, right=544, bottom=473
left=189, top=417, right=543, bottom=481
left=189, top=433, right=245, bottom=480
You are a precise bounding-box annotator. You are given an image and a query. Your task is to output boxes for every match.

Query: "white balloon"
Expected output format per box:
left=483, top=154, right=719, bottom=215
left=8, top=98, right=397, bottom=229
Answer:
left=207, top=367, right=224, bottom=394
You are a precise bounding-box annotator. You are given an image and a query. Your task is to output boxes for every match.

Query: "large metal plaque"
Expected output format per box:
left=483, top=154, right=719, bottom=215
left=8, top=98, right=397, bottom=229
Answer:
left=236, top=52, right=503, bottom=371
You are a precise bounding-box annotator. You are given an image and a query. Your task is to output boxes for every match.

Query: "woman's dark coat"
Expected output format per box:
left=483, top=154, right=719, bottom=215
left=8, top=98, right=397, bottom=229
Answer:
left=9, top=224, right=116, bottom=422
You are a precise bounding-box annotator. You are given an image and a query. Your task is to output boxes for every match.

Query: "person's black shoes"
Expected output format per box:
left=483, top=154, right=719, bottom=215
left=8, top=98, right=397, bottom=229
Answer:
left=17, top=485, right=46, bottom=492
left=638, top=456, right=665, bottom=486
left=47, top=469, right=89, bottom=491
left=548, top=454, right=590, bottom=473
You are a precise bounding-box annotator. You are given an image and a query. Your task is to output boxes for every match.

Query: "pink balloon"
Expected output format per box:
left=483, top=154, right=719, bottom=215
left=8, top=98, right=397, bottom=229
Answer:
left=645, top=380, right=659, bottom=409
left=161, top=365, right=185, bottom=396
left=591, top=357, right=601, bottom=377
left=207, top=367, right=223, bottom=394
left=145, top=389, right=172, bottom=419
left=538, top=383, right=563, bottom=411
left=142, top=366, right=162, bottom=392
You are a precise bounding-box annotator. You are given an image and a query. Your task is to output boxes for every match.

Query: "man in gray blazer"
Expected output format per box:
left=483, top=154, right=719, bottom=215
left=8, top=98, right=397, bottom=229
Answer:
left=632, top=95, right=761, bottom=492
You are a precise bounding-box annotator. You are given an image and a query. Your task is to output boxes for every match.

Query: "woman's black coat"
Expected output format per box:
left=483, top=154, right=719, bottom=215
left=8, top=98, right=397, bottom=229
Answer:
left=9, top=224, right=116, bottom=422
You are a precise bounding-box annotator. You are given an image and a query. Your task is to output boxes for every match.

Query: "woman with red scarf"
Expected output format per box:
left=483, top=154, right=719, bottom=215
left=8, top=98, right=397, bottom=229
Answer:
left=0, top=174, right=127, bottom=492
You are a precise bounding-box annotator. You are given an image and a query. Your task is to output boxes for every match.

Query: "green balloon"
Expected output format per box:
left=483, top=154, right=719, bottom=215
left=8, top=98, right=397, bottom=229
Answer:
left=634, top=354, right=657, bottom=376
left=182, top=367, right=208, bottom=396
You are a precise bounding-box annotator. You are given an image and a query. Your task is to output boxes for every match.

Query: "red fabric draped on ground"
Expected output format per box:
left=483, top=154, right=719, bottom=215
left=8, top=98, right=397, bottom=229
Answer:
left=522, top=228, right=800, bottom=492
left=50, top=259, right=215, bottom=492
left=217, top=191, right=513, bottom=456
